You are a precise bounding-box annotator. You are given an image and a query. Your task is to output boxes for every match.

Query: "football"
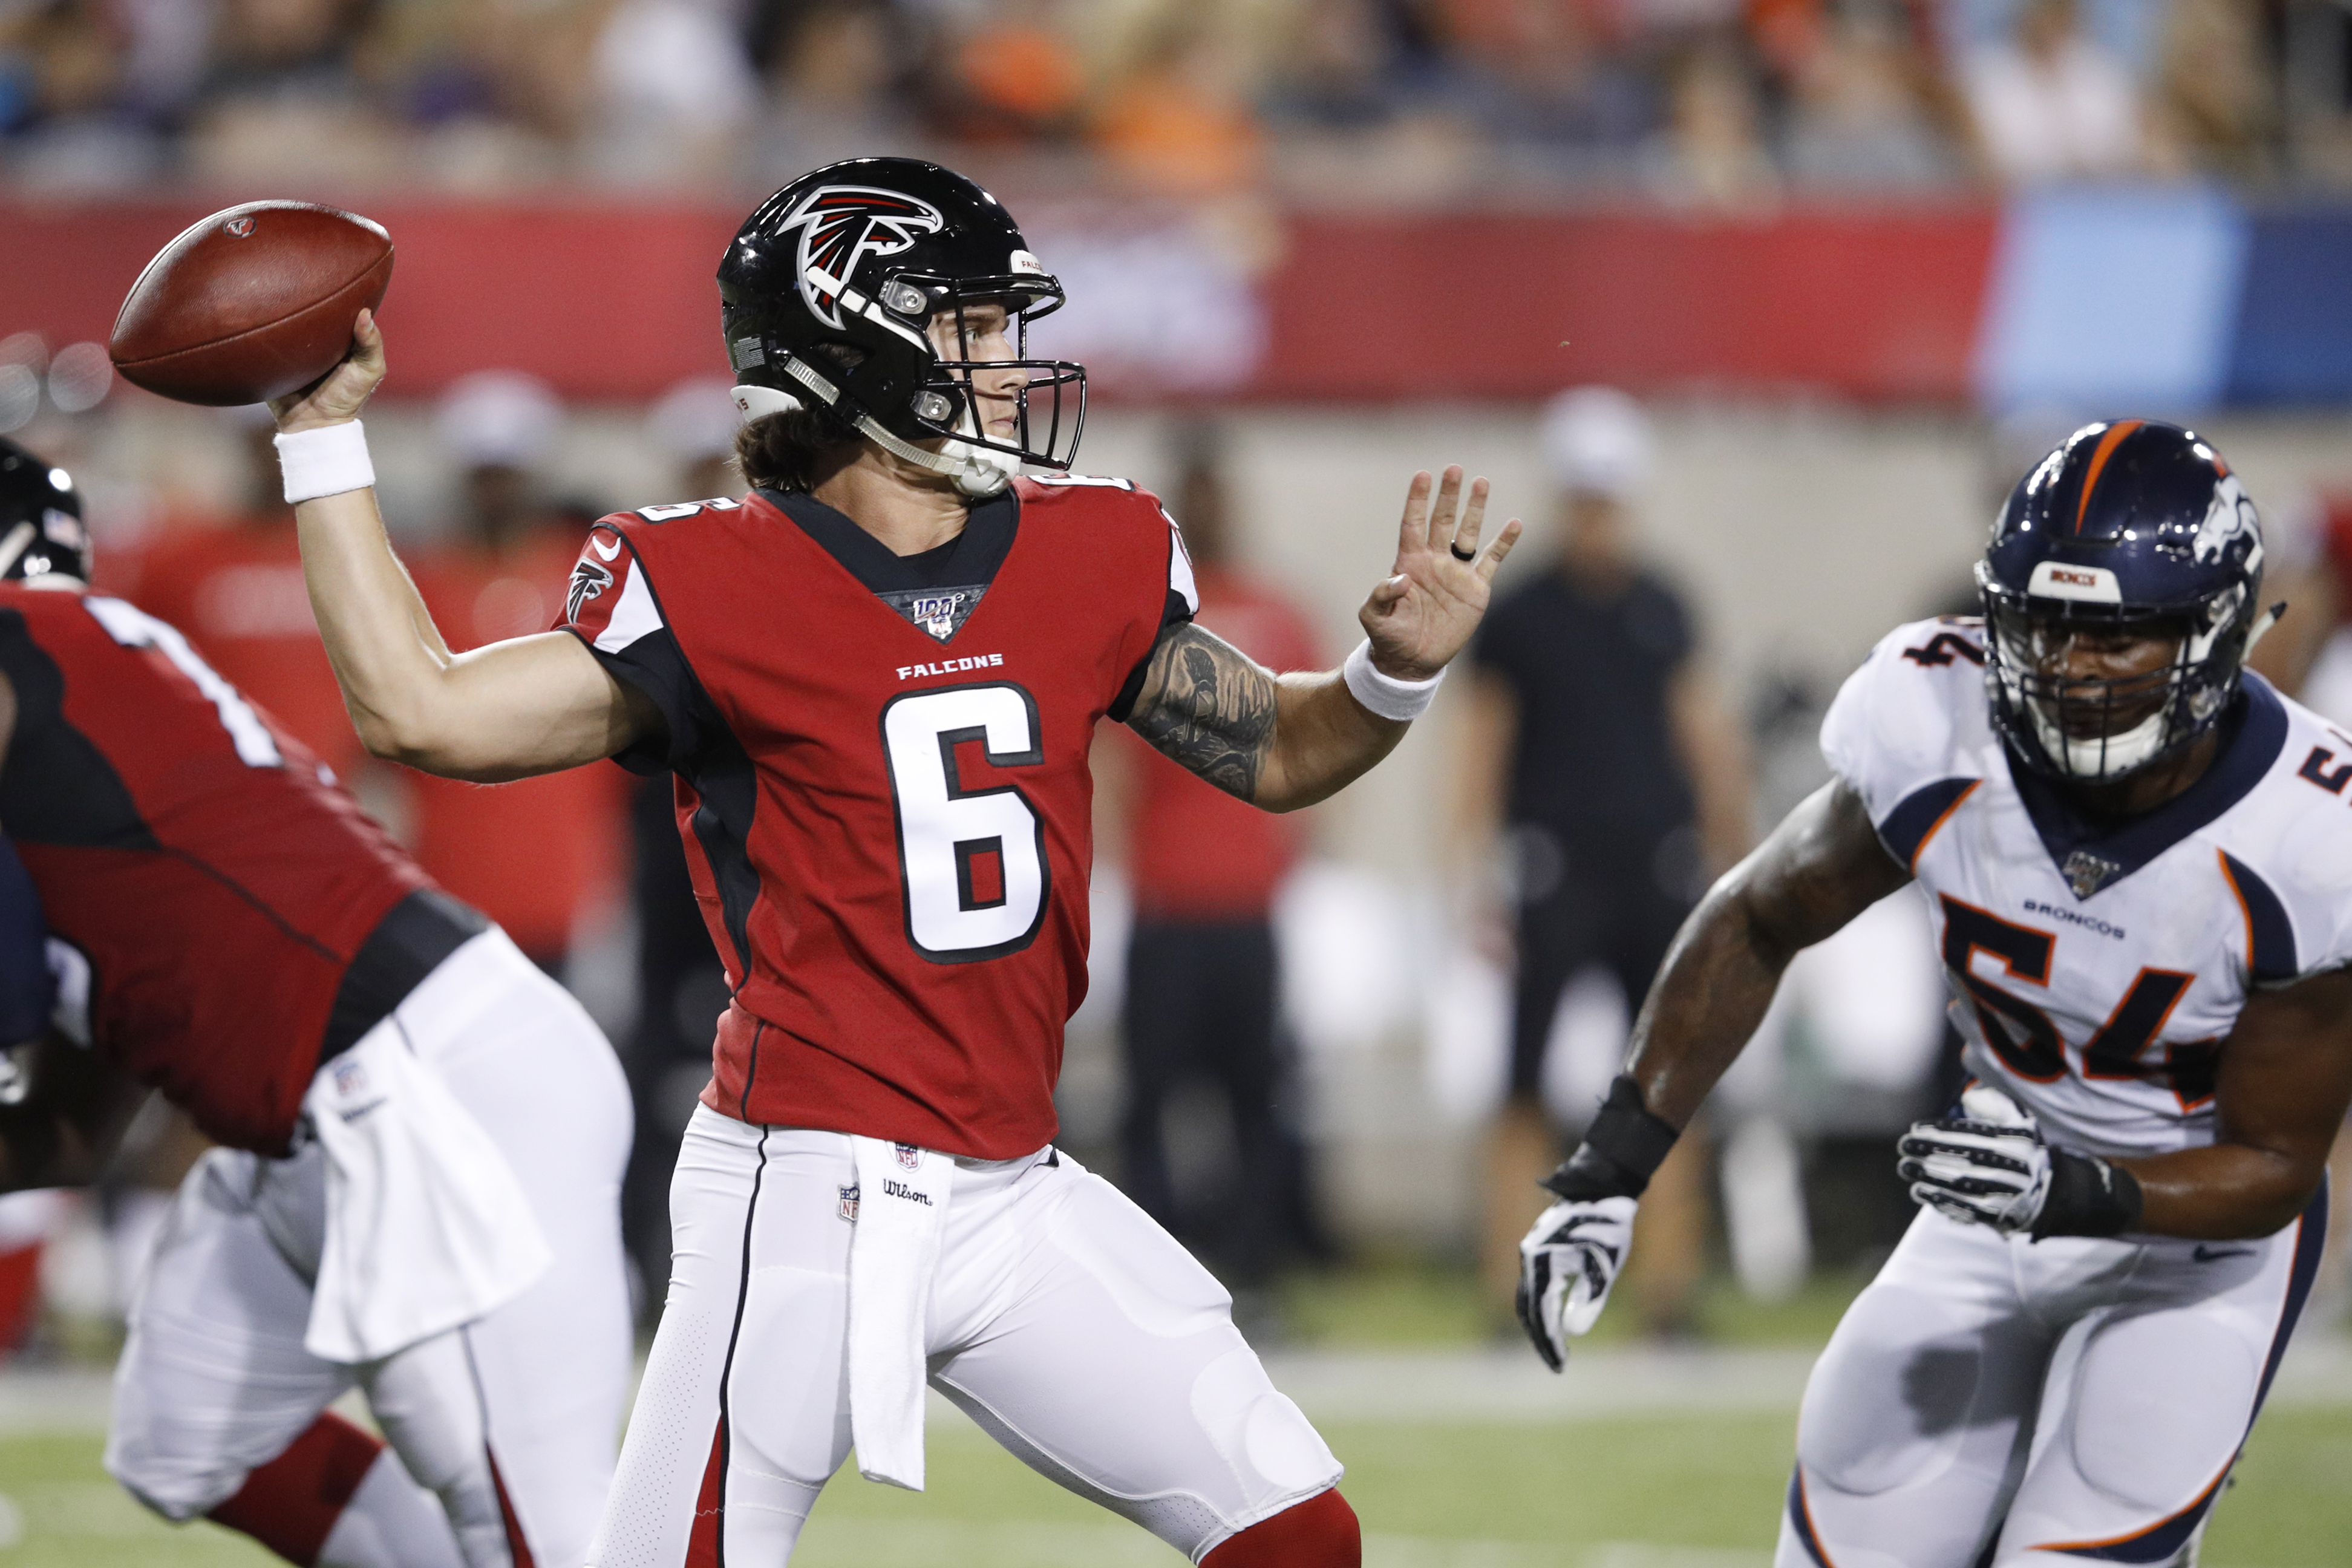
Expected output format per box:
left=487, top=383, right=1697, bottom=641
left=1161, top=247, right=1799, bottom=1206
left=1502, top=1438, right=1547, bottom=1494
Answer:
left=108, top=201, right=394, bottom=407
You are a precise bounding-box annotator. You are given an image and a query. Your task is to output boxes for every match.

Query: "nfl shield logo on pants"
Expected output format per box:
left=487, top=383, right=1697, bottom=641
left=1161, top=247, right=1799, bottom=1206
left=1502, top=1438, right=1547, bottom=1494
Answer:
left=895, top=1143, right=921, bottom=1170
left=837, top=1184, right=860, bottom=1223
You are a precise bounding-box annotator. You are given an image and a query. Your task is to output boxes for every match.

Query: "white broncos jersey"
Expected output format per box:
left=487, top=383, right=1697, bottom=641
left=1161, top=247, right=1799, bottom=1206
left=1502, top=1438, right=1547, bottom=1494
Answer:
left=1822, top=616, right=2352, bottom=1158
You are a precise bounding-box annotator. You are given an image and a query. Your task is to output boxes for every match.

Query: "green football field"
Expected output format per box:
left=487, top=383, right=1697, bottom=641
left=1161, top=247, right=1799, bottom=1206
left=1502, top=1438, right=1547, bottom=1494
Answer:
left=4, top=1406, right=2350, bottom=1567
left=3, top=1264, right=2348, bottom=1567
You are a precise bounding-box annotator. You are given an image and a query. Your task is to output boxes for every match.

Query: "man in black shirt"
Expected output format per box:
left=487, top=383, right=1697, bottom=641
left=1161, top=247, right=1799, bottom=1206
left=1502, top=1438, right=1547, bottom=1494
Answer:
left=1457, top=388, right=1751, bottom=1333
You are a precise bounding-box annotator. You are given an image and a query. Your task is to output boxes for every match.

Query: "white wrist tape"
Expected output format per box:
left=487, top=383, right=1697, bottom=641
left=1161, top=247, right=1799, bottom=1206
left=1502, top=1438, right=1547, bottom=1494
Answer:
left=1342, top=638, right=1444, bottom=722
left=276, top=421, right=374, bottom=504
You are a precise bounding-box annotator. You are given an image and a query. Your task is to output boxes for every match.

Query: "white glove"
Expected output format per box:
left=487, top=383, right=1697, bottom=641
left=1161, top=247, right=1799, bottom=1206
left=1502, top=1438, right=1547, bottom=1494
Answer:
left=1897, top=1083, right=2051, bottom=1234
left=1515, top=1194, right=1638, bottom=1372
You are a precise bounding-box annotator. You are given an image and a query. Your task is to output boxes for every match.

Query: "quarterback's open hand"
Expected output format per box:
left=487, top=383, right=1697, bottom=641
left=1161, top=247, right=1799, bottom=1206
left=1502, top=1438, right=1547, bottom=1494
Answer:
left=270, top=307, right=387, bottom=433
left=1359, top=466, right=1523, bottom=682
left=1514, top=1194, right=1636, bottom=1372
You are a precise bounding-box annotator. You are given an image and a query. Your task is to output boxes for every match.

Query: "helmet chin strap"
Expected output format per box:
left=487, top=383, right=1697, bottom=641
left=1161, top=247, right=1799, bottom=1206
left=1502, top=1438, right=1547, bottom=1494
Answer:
left=739, top=359, right=1017, bottom=499
left=2035, top=704, right=2169, bottom=780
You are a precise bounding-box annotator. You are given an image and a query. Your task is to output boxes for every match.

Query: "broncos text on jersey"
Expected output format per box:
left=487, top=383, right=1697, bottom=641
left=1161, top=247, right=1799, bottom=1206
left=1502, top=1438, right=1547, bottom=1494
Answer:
left=1823, top=616, right=2352, bottom=1158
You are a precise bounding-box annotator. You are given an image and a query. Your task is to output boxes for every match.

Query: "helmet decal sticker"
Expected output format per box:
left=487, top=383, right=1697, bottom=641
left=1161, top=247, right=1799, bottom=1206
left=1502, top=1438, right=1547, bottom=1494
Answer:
left=779, top=186, right=946, bottom=332
left=2192, top=474, right=2259, bottom=566
left=2072, top=419, right=2142, bottom=532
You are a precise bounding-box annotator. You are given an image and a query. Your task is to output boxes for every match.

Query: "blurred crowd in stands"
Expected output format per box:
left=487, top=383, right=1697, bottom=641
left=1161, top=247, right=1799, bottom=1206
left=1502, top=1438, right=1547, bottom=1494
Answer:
left=0, top=0, right=2342, bottom=206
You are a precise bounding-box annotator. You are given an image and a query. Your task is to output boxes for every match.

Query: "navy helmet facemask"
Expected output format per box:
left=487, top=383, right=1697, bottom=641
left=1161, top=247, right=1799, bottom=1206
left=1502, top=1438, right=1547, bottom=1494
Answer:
left=1978, top=419, right=2278, bottom=786
left=0, top=438, right=91, bottom=586
left=716, top=158, right=1085, bottom=498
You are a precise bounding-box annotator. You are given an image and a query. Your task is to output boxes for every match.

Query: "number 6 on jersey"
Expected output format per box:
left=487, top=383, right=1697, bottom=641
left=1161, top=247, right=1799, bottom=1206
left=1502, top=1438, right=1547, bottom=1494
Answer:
left=882, top=683, right=1050, bottom=961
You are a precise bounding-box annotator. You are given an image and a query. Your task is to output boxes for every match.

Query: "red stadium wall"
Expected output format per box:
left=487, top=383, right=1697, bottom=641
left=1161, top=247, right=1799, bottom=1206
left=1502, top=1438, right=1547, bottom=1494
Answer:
left=0, top=200, right=1999, bottom=404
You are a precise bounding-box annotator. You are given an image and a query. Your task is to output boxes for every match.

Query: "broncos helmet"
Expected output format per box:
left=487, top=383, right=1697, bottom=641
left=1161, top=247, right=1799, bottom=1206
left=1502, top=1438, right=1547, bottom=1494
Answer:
left=1977, top=419, right=2271, bottom=786
left=717, top=157, right=1085, bottom=497
left=0, top=439, right=91, bottom=586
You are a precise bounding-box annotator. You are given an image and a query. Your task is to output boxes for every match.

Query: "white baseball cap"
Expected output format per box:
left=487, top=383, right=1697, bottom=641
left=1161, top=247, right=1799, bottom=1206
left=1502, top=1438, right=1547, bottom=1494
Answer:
left=1540, top=385, right=1653, bottom=499
left=437, top=370, right=563, bottom=469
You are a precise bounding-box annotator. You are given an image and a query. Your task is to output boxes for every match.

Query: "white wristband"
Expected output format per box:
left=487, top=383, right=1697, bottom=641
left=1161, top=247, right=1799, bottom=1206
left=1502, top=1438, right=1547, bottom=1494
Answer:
left=1342, top=638, right=1444, bottom=722
left=276, top=421, right=374, bottom=504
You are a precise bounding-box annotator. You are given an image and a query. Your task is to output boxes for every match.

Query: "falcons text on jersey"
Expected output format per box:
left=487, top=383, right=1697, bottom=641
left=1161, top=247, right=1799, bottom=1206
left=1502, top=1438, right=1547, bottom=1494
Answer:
left=557, top=477, right=1196, bottom=1158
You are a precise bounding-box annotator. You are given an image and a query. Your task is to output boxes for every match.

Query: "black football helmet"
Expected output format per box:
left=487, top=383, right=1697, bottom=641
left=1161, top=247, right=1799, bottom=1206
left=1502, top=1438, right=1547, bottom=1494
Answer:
left=0, top=439, right=91, bottom=586
left=1977, top=419, right=2272, bottom=785
left=717, top=157, right=1085, bottom=497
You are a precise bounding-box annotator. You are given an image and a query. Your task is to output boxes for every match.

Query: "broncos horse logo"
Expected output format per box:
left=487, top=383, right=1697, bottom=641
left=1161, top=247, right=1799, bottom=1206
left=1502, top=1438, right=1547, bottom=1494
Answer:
left=2192, top=472, right=2262, bottom=567
left=778, top=186, right=946, bottom=332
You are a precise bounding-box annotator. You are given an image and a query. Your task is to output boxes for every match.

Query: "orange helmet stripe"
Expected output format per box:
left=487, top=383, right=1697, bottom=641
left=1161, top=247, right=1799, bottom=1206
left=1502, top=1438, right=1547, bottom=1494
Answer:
left=2074, top=419, right=2143, bottom=534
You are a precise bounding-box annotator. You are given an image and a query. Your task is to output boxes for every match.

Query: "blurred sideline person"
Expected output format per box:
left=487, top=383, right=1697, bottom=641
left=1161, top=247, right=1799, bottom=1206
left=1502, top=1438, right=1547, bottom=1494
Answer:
left=617, top=377, right=740, bottom=1315
left=1457, top=387, right=1749, bottom=1333
left=1104, top=430, right=1328, bottom=1300
left=1518, top=422, right=2351, bottom=1566
left=0, top=439, right=633, bottom=1567
left=407, top=371, right=629, bottom=973
left=267, top=156, right=1523, bottom=1565
left=102, top=406, right=370, bottom=782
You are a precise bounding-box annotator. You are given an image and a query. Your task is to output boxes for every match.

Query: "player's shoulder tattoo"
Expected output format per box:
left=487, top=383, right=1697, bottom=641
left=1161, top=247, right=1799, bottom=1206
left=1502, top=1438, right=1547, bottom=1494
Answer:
left=1126, top=622, right=1276, bottom=802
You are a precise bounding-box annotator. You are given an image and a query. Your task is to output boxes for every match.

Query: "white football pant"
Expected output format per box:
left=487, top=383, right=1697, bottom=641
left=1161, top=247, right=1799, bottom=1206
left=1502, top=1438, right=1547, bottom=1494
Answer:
left=106, top=930, right=635, bottom=1568
left=589, top=1108, right=1343, bottom=1566
left=1780, top=1192, right=2325, bottom=1568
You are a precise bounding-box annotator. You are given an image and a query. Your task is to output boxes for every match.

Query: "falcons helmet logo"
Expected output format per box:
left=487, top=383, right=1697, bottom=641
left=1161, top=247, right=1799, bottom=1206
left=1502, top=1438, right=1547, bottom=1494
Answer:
left=777, top=185, right=946, bottom=331
left=566, top=558, right=613, bottom=623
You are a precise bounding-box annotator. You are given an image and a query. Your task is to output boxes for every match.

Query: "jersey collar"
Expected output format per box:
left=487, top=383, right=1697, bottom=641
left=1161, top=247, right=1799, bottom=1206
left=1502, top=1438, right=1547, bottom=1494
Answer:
left=2004, top=675, right=2287, bottom=900
left=762, top=486, right=1018, bottom=595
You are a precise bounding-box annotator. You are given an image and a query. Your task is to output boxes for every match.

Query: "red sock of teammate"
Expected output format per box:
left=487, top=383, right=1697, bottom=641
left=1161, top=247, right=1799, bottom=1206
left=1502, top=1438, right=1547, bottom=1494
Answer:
left=1204, top=1487, right=1362, bottom=1567
left=0, top=1241, right=40, bottom=1358
left=207, top=1413, right=387, bottom=1566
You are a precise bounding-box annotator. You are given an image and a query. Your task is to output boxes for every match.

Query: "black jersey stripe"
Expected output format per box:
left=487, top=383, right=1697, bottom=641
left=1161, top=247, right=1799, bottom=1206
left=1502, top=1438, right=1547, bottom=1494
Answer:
left=707, top=1119, right=773, bottom=1565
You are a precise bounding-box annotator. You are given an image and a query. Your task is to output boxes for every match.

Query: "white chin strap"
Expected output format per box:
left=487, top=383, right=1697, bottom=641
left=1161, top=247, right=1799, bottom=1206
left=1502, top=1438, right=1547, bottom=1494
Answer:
left=734, top=361, right=1019, bottom=499
left=2033, top=704, right=2169, bottom=780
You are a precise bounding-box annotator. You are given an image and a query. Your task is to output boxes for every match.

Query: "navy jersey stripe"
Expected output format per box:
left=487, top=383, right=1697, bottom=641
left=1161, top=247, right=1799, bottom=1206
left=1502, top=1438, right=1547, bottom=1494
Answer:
left=1877, top=776, right=1980, bottom=870
left=2250, top=1180, right=2329, bottom=1419
left=2218, top=851, right=2298, bottom=985
left=1784, top=1468, right=1832, bottom=1567
left=2047, top=1186, right=2326, bottom=1563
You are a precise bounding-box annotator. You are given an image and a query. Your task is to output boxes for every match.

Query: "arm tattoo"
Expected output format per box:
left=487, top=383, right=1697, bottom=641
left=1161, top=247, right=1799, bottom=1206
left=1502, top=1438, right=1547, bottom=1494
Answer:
left=1126, top=623, right=1277, bottom=800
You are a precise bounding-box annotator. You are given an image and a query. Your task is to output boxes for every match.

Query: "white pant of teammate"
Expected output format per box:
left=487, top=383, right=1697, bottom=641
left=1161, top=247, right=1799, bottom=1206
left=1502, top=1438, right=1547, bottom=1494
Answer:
left=106, top=930, right=635, bottom=1568
left=1780, top=1193, right=2325, bottom=1568
left=590, top=1107, right=1343, bottom=1566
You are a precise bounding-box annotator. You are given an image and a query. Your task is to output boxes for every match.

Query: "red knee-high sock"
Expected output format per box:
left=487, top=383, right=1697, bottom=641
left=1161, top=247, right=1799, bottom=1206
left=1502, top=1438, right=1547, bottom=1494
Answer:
left=207, top=1411, right=386, bottom=1567
left=0, top=1242, right=40, bottom=1358
left=1204, top=1488, right=1362, bottom=1568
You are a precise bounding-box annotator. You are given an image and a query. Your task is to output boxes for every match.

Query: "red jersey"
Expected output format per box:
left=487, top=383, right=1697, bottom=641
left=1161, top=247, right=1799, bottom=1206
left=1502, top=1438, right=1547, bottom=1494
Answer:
left=557, top=480, right=1193, bottom=1158
left=408, top=534, right=629, bottom=958
left=0, top=586, right=456, bottom=1154
left=1123, top=564, right=1321, bottom=920
left=102, top=517, right=369, bottom=780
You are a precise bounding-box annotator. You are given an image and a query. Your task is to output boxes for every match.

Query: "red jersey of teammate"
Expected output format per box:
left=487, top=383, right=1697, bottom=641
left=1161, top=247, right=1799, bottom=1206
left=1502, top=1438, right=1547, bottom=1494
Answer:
left=557, top=479, right=1194, bottom=1159
left=408, top=534, right=627, bottom=959
left=100, top=517, right=369, bottom=781
left=1122, top=564, right=1321, bottom=921
left=0, top=586, right=459, bottom=1154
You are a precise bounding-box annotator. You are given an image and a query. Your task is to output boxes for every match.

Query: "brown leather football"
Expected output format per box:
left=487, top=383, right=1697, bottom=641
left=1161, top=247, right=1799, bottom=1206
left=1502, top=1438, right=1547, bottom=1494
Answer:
left=109, top=201, right=394, bottom=407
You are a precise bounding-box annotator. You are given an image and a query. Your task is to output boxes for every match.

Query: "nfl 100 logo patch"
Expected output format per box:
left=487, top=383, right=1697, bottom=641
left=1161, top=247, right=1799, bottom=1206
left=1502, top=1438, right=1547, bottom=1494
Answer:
left=837, top=1184, right=860, bottom=1223
left=894, top=1144, right=922, bottom=1171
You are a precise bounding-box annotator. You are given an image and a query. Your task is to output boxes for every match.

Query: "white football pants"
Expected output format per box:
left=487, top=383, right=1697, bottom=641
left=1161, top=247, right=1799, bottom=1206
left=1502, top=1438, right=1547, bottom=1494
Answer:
left=1779, top=1191, right=2325, bottom=1568
left=106, top=930, right=635, bottom=1568
left=589, top=1108, right=1343, bottom=1566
